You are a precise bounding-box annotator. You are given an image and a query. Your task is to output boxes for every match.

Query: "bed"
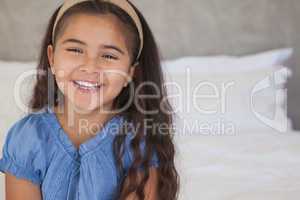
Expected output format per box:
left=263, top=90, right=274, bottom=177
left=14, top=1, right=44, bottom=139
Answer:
left=0, top=0, right=299, bottom=199
left=175, top=130, right=300, bottom=200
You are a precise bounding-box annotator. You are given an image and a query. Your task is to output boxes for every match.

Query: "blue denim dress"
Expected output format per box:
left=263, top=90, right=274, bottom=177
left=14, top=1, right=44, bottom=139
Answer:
left=0, top=106, right=159, bottom=200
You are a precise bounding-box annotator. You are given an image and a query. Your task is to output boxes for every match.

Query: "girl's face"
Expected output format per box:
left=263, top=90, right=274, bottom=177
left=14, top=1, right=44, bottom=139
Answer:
left=47, top=13, right=136, bottom=113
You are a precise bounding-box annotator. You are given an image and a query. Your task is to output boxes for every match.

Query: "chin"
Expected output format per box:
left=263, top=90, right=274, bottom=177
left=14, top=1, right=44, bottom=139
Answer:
left=73, top=102, right=101, bottom=113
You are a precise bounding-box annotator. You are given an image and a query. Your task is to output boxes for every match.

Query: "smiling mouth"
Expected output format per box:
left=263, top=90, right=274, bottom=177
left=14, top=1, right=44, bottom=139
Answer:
left=72, top=80, right=103, bottom=91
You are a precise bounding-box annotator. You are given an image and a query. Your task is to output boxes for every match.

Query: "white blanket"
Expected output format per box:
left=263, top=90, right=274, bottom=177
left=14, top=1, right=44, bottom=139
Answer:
left=175, top=130, right=300, bottom=200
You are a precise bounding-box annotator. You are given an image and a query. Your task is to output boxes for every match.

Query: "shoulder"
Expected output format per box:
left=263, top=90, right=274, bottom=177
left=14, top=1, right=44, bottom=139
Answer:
left=4, top=109, right=50, bottom=150
left=0, top=108, right=49, bottom=186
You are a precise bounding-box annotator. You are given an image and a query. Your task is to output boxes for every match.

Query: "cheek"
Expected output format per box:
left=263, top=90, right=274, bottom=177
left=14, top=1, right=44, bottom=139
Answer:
left=54, top=68, right=73, bottom=87
left=53, top=54, right=77, bottom=81
left=54, top=75, right=72, bottom=97
left=53, top=49, right=80, bottom=70
left=97, top=73, right=128, bottom=105
left=106, top=74, right=127, bottom=94
left=52, top=65, right=76, bottom=95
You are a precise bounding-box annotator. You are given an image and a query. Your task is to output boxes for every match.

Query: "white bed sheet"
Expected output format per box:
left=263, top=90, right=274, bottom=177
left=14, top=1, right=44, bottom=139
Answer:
left=175, top=129, right=300, bottom=200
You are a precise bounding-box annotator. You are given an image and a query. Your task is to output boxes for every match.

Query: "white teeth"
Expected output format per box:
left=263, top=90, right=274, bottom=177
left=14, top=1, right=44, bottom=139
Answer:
left=74, top=80, right=100, bottom=88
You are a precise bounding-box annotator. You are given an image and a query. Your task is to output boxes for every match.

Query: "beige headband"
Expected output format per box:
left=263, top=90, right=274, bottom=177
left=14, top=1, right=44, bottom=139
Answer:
left=52, top=0, right=143, bottom=62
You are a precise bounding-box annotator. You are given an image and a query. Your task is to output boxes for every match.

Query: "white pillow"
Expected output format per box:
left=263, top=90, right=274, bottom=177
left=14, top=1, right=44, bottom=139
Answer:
left=162, top=48, right=293, bottom=73
left=162, top=48, right=293, bottom=134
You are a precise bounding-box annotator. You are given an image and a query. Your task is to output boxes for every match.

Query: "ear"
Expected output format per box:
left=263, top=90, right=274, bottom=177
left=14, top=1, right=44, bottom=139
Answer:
left=129, top=62, right=139, bottom=80
left=124, top=62, right=138, bottom=87
left=47, top=45, right=55, bottom=75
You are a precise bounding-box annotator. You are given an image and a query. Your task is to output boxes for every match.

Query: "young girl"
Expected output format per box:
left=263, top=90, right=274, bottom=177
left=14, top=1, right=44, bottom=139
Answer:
left=0, top=0, right=179, bottom=200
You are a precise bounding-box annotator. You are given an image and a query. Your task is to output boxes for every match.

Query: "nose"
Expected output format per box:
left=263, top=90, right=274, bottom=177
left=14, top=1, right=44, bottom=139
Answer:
left=79, top=55, right=100, bottom=74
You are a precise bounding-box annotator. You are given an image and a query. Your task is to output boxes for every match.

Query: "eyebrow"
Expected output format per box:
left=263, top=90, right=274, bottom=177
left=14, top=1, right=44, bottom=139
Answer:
left=62, top=38, right=125, bottom=55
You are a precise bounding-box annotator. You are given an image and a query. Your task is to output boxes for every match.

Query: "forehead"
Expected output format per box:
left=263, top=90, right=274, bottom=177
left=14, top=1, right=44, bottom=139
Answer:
left=58, top=13, right=128, bottom=46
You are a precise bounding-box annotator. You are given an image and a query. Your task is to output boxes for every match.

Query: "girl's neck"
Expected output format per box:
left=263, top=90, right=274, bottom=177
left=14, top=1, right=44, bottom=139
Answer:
left=53, top=100, right=117, bottom=138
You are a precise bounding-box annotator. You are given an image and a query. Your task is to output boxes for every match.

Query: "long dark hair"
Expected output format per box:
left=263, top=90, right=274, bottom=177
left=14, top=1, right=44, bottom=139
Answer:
left=29, top=1, right=179, bottom=199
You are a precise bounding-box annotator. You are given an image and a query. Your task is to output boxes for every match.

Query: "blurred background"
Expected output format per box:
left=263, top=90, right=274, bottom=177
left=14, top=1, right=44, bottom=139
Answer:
left=0, top=0, right=299, bottom=199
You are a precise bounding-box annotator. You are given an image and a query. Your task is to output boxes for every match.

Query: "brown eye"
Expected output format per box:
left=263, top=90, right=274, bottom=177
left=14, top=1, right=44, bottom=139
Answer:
left=66, top=48, right=83, bottom=54
left=103, top=54, right=117, bottom=60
